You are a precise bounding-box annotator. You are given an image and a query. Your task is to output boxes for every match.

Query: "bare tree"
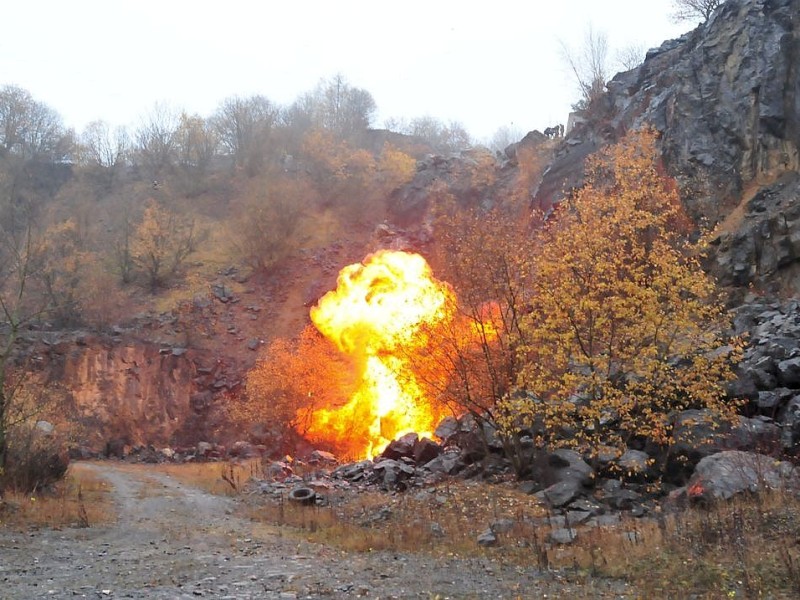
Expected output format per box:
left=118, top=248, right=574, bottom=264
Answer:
left=211, top=95, right=277, bottom=175
left=234, top=177, right=312, bottom=272
left=403, top=116, right=473, bottom=153
left=671, top=0, right=723, bottom=22
left=0, top=85, right=72, bottom=161
left=134, top=102, right=181, bottom=178
left=174, top=113, right=218, bottom=172
left=560, top=26, right=610, bottom=110
left=131, top=199, right=199, bottom=292
left=616, top=43, right=646, bottom=71
left=317, top=74, right=377, bottom=138
left=80, top=120, right=129, bottom=168
left=487, top=125, right=524, bottom=155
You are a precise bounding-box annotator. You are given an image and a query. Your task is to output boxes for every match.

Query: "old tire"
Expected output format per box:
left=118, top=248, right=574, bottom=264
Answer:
left=288, top=486, right=317, bottom=505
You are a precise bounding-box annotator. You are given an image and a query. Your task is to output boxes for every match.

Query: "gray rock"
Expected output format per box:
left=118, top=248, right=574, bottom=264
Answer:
left=605, top=488, right=642, bottom=511
left=549, top=528, right=578, bottom=545
left=35, top=420, right=54, bottom=435
left=424, top=452, right=464, bottom=475
left=688, top=450, right=798, bottom=501
left=539, top=479, right=584, bottom=508
left=413, top=437, right=442, bottom=465
left=781, top=397, right=800, bottom=449
left=490, top=518, right=516, bottom=534
left=565, top=510, right=593, bottom=527
left=434, top=416, right=460, bottom=440
left=730, top=415, right=781, bottom=450
left=380, top=432, right=419, bottom=460
left=617, top=449, right=651, bottom=478
left=777, top=357, right=800, bottom=387
left=477, top=528, right=498, bottom=547
left=567, top=498, right=603, bottom=515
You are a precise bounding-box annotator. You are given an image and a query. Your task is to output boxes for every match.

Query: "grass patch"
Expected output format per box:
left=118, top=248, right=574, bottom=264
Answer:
left=0, top=463, right=114, bottom=530
left=247, top=474, right=800, bottom=598
left=248, top=479, right=552, bottom=556
left=114, top=459, right=262, bottom=496
left=616, top=490, right=800, bottom=598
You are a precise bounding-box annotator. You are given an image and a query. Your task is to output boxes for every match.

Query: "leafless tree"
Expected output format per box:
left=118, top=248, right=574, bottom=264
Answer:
left=671, top=0, right=723, bottom=22
left=0, top=85, right=71, bottom=161
left=80, top=120, right=129, bottom=168
left=561, top=26, right=610, bottom=111
left=0, top=176, right=49, bottom=483
left=134, top=102, right=181, bottom=178
left=211, top=95, right=277, bottom=175
left=403, top=116, right=473, bottom=153
left=317, top=74, right=377, bottom=139
left=616, top=43, right=647, bottom=72
left=487, top=125, right=524, bottom=155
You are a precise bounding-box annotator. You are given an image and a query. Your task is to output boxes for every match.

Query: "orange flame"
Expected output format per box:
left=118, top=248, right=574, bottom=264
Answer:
left=305, top=250, right=455, bottom=459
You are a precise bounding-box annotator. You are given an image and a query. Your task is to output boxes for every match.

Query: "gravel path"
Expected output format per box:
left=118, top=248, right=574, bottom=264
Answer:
left=0, top=463, right=632, bottom=599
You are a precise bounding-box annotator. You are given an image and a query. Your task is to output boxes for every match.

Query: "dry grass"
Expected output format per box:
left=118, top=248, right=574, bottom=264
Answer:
left=245, top=475, right=800, bottom=598
left=0, top=463, right=114, bottom=530
left=616, top=490, right=800, bottom=599
left=248, top=478, right=552, bottom=556
left=113, top=459, right=262, bottom=496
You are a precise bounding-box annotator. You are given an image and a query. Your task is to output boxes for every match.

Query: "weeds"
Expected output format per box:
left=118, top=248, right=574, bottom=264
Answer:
left=0, top=463, right=113, bottom=529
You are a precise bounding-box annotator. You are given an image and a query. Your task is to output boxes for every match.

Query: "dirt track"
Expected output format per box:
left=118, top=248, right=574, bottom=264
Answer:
left=0, top=463, right=631, bottom=599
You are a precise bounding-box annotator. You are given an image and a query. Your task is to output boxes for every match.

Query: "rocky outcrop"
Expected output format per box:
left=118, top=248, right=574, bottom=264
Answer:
left=36, top=333, right=234, bottom=451
left=711, top=172, right=800, bottom=289
left=534, top=0, right=800, bottom=284
left=388, top=148, right=501, bottom=226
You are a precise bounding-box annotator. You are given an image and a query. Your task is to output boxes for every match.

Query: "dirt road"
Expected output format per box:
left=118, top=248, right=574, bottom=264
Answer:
left=0, top=463, right=630, bottom=599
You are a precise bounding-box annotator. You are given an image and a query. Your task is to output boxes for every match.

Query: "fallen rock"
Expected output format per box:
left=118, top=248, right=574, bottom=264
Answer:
left=549, top=528, right=578, bottom=545
left=477, top=528, right=498, bottom=547
left=687, top=450, right=798, bottom=502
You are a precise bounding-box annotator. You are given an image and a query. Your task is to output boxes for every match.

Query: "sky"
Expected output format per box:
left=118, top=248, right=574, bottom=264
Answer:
left=1, top=1, right=698, bottom=143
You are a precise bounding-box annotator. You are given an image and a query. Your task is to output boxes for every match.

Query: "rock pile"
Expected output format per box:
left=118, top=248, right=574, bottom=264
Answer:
left=730, top=297, right=800, bottom=448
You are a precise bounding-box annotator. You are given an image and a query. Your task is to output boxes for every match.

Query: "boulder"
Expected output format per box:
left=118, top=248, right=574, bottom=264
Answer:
left=549, top=528, right=578, bottom=545
left=617, top=449, right=651, bottom=480
left=380, top=432, right=418, bottom=461
left=537, top=479, right=584, bottom=508
left=477, top=528, right=498, bottom=547
left=777, top=357, right=800, bottom=387
left=687, top=450, right=798, bottom=502
left=413, top=437, right=442, bottom=465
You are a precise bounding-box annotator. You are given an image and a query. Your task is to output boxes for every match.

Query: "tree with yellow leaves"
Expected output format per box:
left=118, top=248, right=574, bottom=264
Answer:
left=132, top=199, right=198, bottom=292
left=500, top=129, right=739, bottom=456
left=35, top=218, right=92, bottom=326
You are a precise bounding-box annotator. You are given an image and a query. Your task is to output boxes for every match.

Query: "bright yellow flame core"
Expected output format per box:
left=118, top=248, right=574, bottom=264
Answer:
left=306, top=250, right=453, bottom=458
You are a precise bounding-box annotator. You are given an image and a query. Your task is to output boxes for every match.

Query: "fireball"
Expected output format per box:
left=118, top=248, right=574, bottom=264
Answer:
left=305, top=250, right=455, bottom=458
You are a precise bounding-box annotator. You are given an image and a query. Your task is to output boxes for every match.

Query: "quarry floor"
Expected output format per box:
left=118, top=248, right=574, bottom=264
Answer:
left=0, top=463, right=633, bottom=599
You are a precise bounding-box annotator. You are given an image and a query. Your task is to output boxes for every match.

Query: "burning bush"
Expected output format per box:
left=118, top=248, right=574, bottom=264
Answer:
left=237, top=326, right=357, bottom=452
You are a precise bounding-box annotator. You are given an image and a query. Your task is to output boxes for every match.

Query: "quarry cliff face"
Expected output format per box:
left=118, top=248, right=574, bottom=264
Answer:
left=38, top=334, right=232, bottom=450
left=616, top=0, right=798, bottom=216
left=534, top=0, right=800, bottom=292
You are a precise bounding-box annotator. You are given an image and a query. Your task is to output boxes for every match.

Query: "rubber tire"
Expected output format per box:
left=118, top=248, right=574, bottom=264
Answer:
left=288, top=486, right=317, bottom=505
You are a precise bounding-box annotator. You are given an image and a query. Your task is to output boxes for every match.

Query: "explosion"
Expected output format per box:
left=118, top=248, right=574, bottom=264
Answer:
left=305, top=250, right=455, bottom=459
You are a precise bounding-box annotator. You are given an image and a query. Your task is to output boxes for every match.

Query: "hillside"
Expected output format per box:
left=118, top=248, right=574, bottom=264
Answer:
left=0, top=0, right=798, bottom=466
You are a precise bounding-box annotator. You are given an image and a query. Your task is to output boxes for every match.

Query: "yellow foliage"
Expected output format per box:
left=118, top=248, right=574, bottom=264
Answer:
left=37, top=218, right=95, bottom=325
left=377, top=143, right=416, bottom=191
left=501, top=129, right=740, bottom=453
left=131, top=199, right=197, bottom=291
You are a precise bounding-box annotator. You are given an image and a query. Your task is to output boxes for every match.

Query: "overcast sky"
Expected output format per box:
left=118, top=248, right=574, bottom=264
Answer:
left=2, top=1, right=697, bottom=142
